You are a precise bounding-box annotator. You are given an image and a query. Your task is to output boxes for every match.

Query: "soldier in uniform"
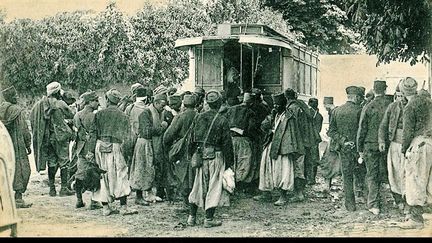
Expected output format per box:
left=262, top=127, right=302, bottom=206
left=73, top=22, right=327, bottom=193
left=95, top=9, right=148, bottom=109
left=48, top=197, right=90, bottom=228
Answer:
left=92, top=89, right=136, bottom=216
left=306, top=98, right=323, bottom=185
left=378, top=83, right=407, bottom=213
left=163, top=94, right=198, bottom=212
left=328, top=86, right=363, bottom=211
left=72, top=91, right=103, bottom=209
left=357, top=80, right=392, bottom=215
left=397, top=77, right=432, bottom=229
left=187, top=90, right=234, bottom=228
left=130, top=92, right=169, bottom=204
left=224, top=92, right=257, bottom=189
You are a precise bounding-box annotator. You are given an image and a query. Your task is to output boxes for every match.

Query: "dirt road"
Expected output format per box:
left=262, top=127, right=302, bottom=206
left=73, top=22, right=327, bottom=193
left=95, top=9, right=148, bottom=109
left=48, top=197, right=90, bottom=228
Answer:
left=3, top=169, right=430, bottom=237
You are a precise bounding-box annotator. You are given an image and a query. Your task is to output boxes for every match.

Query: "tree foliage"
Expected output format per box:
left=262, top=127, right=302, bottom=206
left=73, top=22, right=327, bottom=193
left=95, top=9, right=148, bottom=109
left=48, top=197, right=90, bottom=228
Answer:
left=265, top=0, right=360, bottom=54
left=344, top=0, right=431, bottom=65
left=0, top=0, right=334, bottom=96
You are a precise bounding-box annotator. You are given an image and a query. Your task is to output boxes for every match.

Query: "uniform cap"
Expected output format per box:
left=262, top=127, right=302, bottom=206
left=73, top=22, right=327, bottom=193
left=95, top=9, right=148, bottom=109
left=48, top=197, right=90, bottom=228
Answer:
left=345, top=86, right=363, bottom=96
left=154, top=93, right=168, bottom=102
left=323, top=97, right=334, bottom=105
left=206, top=90, right=221, bottom=104
left=373, top=80, right=387, bottom=92
left=168, top=94, right=181, bottom=105
left=183, top=94, right=197, bottom=106
left=81, top=91, right=98, bottom=103
left=105, top=89, right=122, bottom=105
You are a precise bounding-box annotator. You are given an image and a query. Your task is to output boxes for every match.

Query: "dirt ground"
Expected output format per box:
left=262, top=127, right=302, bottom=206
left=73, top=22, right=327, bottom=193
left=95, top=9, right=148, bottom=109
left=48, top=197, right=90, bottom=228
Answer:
left=1, top=165, right=430, bottom=238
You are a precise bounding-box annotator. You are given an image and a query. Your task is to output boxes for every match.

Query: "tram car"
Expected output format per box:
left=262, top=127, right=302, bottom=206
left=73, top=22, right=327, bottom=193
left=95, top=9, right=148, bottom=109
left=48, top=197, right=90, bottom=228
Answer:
left=175, top=23, right=320, bottom=102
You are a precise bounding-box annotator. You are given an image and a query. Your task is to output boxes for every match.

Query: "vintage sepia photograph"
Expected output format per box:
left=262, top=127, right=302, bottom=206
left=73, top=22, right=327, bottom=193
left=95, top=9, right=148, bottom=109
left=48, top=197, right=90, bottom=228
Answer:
left=0, top=0, right=431, bottom=238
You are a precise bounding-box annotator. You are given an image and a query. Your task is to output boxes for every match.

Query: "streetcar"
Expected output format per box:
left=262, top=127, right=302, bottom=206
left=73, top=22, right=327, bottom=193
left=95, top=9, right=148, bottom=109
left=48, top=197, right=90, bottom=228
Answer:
left=175, top=23, right=320, bottom=102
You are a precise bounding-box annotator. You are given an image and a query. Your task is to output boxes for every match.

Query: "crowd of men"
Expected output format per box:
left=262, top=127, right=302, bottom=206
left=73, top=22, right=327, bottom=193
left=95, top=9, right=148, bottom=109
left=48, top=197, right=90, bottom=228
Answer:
left=0, top=76, right=431, bottom=229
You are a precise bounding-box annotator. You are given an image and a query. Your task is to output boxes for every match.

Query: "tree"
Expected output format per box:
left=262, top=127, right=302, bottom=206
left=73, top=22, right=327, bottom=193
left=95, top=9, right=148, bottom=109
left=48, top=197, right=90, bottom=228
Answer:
left=265, top=0, right=360, bottom=54
left=344, top=0, right=431, bottom=65
left=205, top=0, right=298, bottom=40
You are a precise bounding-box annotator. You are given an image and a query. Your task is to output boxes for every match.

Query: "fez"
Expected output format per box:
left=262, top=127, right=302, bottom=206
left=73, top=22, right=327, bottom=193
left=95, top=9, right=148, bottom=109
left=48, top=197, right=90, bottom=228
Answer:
left=284, top=88, right=296, bottom=99
left=323, top=96, right=334, bottom=105
left=130, top=83, right=144, bottom=94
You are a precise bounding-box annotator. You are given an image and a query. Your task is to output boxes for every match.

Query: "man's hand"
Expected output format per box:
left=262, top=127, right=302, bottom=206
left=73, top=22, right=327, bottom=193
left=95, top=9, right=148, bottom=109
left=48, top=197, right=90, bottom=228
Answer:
left=85, top=152, right=95, bottom=161
left=378, top=143, right=386, bottom=152
left=161, top=121, right=168, bottom=129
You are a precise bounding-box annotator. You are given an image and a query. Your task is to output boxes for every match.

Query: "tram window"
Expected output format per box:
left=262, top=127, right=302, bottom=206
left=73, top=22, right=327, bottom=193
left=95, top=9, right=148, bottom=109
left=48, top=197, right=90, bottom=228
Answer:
left=195, top=48, right=222, bottom=85
left=254, top=46, right=281, bottom=85
left=305, top=65, right=311, bottom=95
left=299, top=62, right=305, bottom=94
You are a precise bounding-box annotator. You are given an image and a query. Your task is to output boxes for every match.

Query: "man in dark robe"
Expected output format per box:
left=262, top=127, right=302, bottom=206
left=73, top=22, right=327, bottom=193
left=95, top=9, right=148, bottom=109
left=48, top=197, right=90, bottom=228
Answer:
left=270, top=88, right=306, bottom=205
left=0, top=86, right=32, bottom=208
left=163, top=94, right=198, bottom=212
left=306, top=98, right=323, bottom=185
left=30, top=82, right=75, bottom=197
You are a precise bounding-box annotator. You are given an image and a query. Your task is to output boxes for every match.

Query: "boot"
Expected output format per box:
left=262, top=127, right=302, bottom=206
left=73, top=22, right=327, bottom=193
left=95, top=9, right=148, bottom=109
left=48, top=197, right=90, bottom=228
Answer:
left=274, top=190, right=287, bottom=206
left=253, top=191, right=272, bottom=202
left=204, top=218, right=222, bottom=228
left=48, top=166, right=57, bottom=197
left=90, top=200, right=103, bottom=210
left=119, top=205, right=138, bottom=215
left=187, top=215, right=196, bottom=226
left=76, top=198, right=85, bottom=208
left=102, top=204, right=119, bottom=216
left=135, top=190, right=150, bottom=206
left=59, top=169, right=74, bottom=196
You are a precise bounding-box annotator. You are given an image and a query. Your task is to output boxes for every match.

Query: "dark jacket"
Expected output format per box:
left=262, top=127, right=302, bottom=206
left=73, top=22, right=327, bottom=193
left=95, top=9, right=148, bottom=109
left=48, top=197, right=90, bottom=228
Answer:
left=73, top=107, right=97, bottom=157
left=310, top=107, right=323, bottom=135
left=296, top=100, right=322, bottom=147
left=224, top=103, right=257, bottom=138
left=191, top=109, right=234, bottom=168
left=137, top=107, right=166, bottom=139
left=402, top=95, right=432, bottom=153
left=357, top=95, right=392, bottom=152
left=270, top=100, right=305, bottom=159
left=95, top=106, right=129, bottom=142
left=163, top=108, right=197, bottom=147
left=328, top=101, right=361, bottom=151
left=378, top=101, right=404, bottom=146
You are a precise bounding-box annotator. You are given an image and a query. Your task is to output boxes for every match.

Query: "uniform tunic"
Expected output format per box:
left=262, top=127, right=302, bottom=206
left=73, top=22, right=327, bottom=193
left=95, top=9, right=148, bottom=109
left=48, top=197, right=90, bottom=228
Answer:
left=163, top=108, right=197, bottom=192
left=357, top=95, right=392, bottom=209
left=328, top=101, right=362, bottom=209
left=188, top=109, right=234, bottom=210
left=72, top=107, right=99, bottom=189
left=92, top=106, right=131, bottom=203
left=378, top=101, right=405, bottom=196
left=224, top=103, right=256, bottom=182
left=402, top=95, right=432, bottom=206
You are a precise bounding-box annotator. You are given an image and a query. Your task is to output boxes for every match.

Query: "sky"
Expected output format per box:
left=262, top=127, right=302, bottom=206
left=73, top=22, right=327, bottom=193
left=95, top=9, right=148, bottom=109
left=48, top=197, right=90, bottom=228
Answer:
left=0, top=0, right=166, bottom=22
